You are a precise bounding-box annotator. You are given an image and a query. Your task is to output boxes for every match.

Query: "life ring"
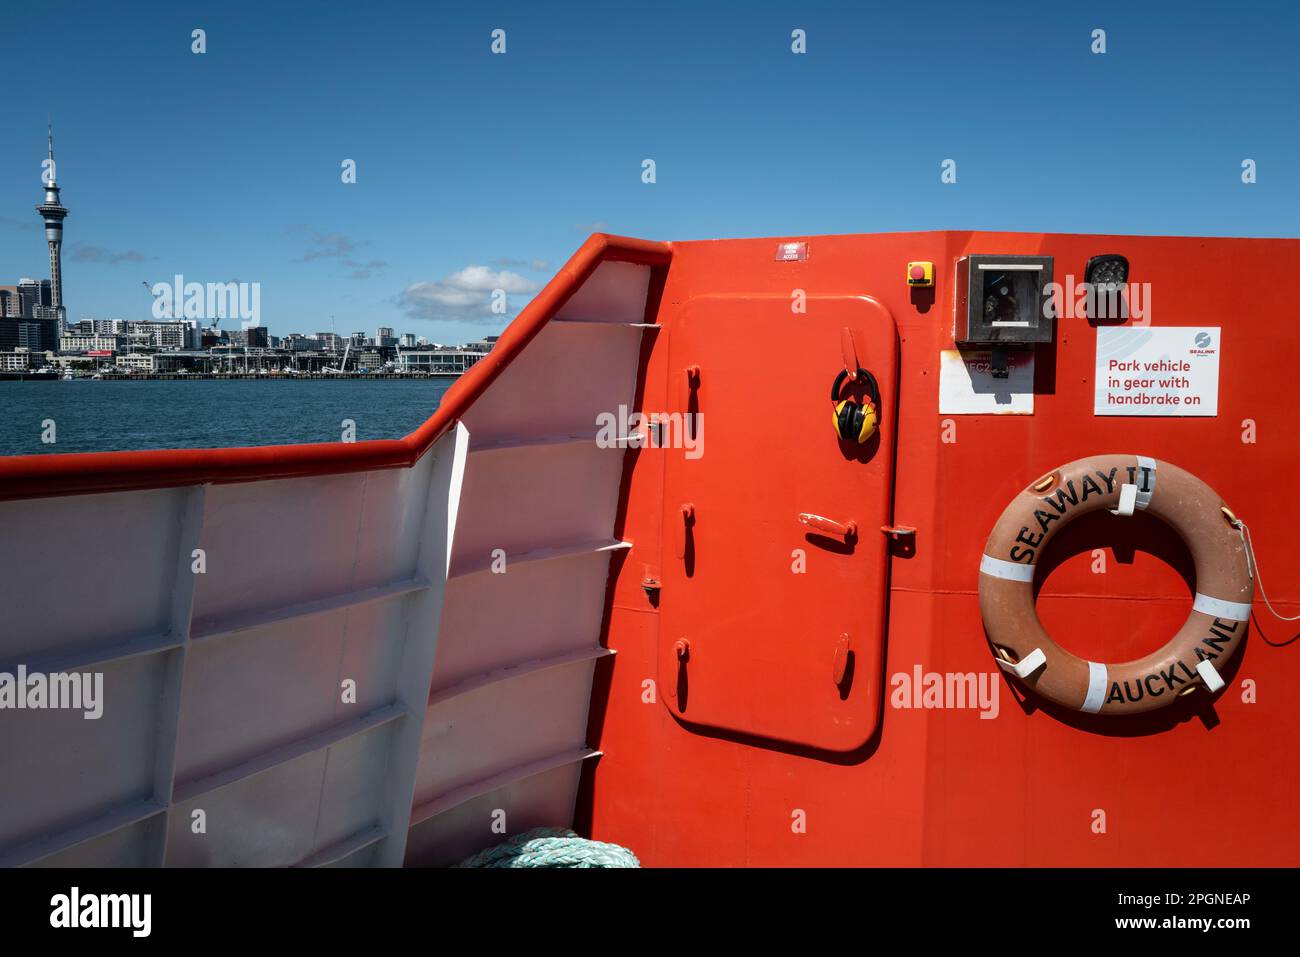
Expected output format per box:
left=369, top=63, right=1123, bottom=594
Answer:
left=978, top=455, right=1253, bottom=715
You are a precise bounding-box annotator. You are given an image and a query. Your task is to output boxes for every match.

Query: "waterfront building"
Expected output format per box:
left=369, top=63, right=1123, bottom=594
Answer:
left=119, top=352, right=184, bottom=373
left=398, top=349, right=489, bottom=375
left=59, top=332, right=123, bottom=352
left=0, top=348, right=40, bottom=371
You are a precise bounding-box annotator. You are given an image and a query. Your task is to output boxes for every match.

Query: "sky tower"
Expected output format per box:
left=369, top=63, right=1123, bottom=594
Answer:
left=35, top=120, right=69, bottom=332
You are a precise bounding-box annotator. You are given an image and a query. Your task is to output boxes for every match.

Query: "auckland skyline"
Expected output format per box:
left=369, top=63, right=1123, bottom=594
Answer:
left=2, top=1, right=1296, bottom=344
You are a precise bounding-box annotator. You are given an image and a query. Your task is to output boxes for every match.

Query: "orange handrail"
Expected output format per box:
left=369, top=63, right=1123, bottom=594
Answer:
left=0, top=233, right=672, bottom=501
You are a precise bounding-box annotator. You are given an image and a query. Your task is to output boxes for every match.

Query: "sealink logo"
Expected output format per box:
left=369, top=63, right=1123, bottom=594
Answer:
left=1190, top=330, right=1217, bottom=356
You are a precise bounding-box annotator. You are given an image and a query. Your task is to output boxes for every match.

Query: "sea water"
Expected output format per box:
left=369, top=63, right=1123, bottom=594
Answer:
left=0, top=378, right=455, bottom=456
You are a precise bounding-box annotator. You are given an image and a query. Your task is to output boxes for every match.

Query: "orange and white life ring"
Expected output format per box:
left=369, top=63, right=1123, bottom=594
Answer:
left=978, top=455, right=1253, bottom=714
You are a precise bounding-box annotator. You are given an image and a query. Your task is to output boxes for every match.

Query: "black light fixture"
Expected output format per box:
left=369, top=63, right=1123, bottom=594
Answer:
left=1084, top=254, right=1129, bottom=321
left=1085, top=253, right=1129, bottom=290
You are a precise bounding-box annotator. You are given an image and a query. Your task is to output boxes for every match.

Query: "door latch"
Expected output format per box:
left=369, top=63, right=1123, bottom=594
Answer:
left=798, top=512, right=858, bottom=542
left=676, top=503, right=696, bottom=560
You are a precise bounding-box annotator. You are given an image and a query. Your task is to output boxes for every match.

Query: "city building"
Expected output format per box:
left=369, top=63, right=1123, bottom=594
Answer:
left=21, top=278, right=55, bottom=320
left=119, top=352, right=184, bottom=373
left=398, top=349, right=489, bottom=375
left=0, top=348, right=41, bottom=371
left=0, top=314, right=57, bottom=352
left=0, top=279, right=53, bottom=318
left=93, top=319, right=203, bottom=350
left=60, top=332, right=123, bottom=352
left=0, top=286, right=27, bottom=318
left=0, top=278, right=52, bottom=319
left=227, top=326, right=270, bottom=348
left=72, top=318, right=133, bottom=336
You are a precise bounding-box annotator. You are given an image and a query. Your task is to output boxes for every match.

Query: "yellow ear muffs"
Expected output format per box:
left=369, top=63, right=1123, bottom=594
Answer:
left=831, top=368, right=881, bottom=443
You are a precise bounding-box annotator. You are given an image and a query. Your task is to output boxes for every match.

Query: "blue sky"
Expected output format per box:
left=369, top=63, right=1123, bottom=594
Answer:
left=1, top=0, right=1296, bottom=342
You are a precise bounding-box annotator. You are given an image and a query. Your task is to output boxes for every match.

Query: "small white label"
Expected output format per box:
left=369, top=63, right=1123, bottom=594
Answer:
left=938, top=349, right=1034, bottom=415
left=1094, top=326, right=1220, bottom=416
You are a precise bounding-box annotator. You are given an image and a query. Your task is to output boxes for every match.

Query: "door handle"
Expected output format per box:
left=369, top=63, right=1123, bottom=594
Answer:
left=680, top=365, right=701, bottom=410
left=676, top=503, right=696, bottom=559
left=798, top=512, right=858, bottom=541
left=832, top=634, right=852, bottom=686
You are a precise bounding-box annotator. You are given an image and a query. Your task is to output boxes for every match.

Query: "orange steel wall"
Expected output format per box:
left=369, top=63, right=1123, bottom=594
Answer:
left=579, top=231, right=1300, bottom=866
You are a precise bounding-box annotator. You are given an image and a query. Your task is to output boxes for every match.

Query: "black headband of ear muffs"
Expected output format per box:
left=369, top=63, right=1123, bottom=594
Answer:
left=831, top=367, right=880, bottom=409
left=837, top=400, right=859, bottom=437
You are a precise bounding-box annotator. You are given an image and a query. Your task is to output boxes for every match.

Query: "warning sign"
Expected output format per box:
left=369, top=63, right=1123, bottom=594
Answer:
left=939, top=349, right=1034, bottom=415
left=1094, top=327, right=1220, bottom=416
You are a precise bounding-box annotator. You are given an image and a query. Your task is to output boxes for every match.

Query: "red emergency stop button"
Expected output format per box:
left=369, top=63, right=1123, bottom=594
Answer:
left=907, top=261, right=935, bottom=287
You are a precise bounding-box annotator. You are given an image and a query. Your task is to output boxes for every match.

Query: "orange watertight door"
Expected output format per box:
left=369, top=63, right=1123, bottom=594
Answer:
left=657, top=294, right=899, bottom=752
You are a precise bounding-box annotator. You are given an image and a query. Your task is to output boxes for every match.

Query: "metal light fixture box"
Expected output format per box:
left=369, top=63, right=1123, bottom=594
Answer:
left=955, top=254, right=1055, bottom=346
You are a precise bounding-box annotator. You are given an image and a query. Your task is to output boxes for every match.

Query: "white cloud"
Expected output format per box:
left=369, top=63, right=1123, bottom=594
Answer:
left=398, top=265, right=541, bottom=322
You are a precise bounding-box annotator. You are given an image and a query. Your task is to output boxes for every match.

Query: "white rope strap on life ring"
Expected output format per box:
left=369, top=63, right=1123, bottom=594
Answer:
left=1110, top=455, right=1157, bottom=517
left=1232, top=517, right=1300, bottom=622
left=1196, top=658, right=1226, bottom=693
left=1110, top=484, right=1139, bottom=516
left=994, top=646, right=1047, bottom=679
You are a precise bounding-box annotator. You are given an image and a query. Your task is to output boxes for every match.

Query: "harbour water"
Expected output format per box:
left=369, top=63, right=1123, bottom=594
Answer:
left=0, top=378, right=454, bottom=456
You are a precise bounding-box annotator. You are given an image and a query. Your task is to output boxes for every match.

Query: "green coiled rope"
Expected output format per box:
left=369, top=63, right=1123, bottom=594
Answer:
left=455, top=827, right=640, bottom=868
